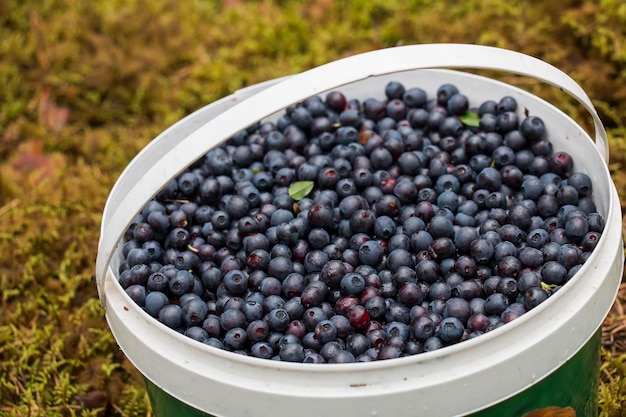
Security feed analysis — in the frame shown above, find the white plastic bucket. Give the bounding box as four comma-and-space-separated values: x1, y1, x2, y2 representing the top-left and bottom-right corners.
95, 44, 624, 417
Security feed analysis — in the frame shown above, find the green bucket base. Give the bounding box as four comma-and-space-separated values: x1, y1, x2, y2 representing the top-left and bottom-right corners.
468, 329, 600, 417
144, 330, 600, 417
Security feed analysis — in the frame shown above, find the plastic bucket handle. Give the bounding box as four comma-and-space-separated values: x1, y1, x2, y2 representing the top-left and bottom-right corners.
95, 43, 608, 304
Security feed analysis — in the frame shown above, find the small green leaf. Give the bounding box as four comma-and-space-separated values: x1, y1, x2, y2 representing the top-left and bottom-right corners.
288, 181, 314, 200
459, 111, 480, 127
541, 282, 557, 291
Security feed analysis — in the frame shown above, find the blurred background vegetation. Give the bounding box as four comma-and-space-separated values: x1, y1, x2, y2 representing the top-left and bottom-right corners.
1, 0, 626, 415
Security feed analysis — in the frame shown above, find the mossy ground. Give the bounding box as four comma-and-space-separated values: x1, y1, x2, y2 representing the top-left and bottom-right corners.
1, 1, 626, 415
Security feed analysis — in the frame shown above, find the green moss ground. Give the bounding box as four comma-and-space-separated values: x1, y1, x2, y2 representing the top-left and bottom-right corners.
1, 1, 626, 415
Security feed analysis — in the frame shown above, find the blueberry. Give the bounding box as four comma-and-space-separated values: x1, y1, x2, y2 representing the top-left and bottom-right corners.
270, 244, 291, 259
491, 146, 515, 169
557, 243, 583, 270
318, 340, 345, 362
501, 303, 525, 323
259, 276, 282, 297
182, 298, 209, 327
439, 317, 465, 344
145, 270, 168, 292
427, 216, 455, 239
323, 348, 354, 364
523, 287, 549, 310
581, 231, 601, 252
498, 224, 526, 246
496, 256, 522, 279
536, 194, 559, 218
446, 94, 470, 116
185, 326, 209, 343
549, 151, 574, 176
519, 115, 546, 141
363, 97, 387, 121
427, 237, 456, 260
374, 344, 402, 361
337, 272, 365, 296
268, 256, 294, 280
125, 247, 152, 268
415, 258, 441, 284
168, 270, 195, 298
204, 337, 225, 350
586, 212, 605, 233
397, 282, 424, 306
436, 84, 460, 106
541, 261, 568, 286
408, 315, 435, 342
124, 284, 146, 307
158, 304, 184, 330
401, 87, 427, 108
301, 281, 329, 309
339, 334, 369, 359
224, 327, 248, 351
385, 81, 406, 100
528, 155, 551, 177
467, 313, 490, 332
363, 295, 386, 322
301, 331, 323, 352
564, 216, 589, 243
450, 283, 480, 306
280, 272, 304, 298
392, 179, 417, 203
220, 308, 246, 331
313, 319, 338, 344
469, 238, 494, 264
566, 172, 592, 196
385, 99, 406, 121
325, 90, 347, 112
437, 191, 459, 212
302, 305, 328, 331
357, 240, 384, 266
454, 255, 477, 278
250, 341, 274, 359
347, 304, 371, 330
201, 314, 222, 338
223, 269, 248, 295
387, 233, 411, 254
304, 250, 330, 273
266, 308, 290, 332
427, 281, 451, 301
423, 337, 444, 352
496, 111, 519, 134
476, 167, 502, 192
442, 297, 472, 324
303, 352, 326, 363
519, 247, 544, 269
484, 293, 510, 316
329, 314, 353, 339
144, 291, 169, 317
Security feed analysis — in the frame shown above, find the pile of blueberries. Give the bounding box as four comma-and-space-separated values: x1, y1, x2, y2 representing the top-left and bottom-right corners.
119, 80, 604, 363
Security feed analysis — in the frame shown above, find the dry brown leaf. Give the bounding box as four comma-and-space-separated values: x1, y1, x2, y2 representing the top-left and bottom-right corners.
524, 406, 577, 417
37, 86, 70, 132
8, 140, 67, 187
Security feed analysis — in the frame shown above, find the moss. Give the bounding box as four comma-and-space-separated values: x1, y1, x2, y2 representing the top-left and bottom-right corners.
1, 0, 626, 415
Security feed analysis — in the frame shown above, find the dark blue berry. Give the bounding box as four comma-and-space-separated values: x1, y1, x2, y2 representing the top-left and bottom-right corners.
439, 317, 465, 344
158, 304, 184, 330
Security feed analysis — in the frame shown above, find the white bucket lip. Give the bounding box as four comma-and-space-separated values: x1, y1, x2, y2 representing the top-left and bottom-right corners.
99, 48, 624, 416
